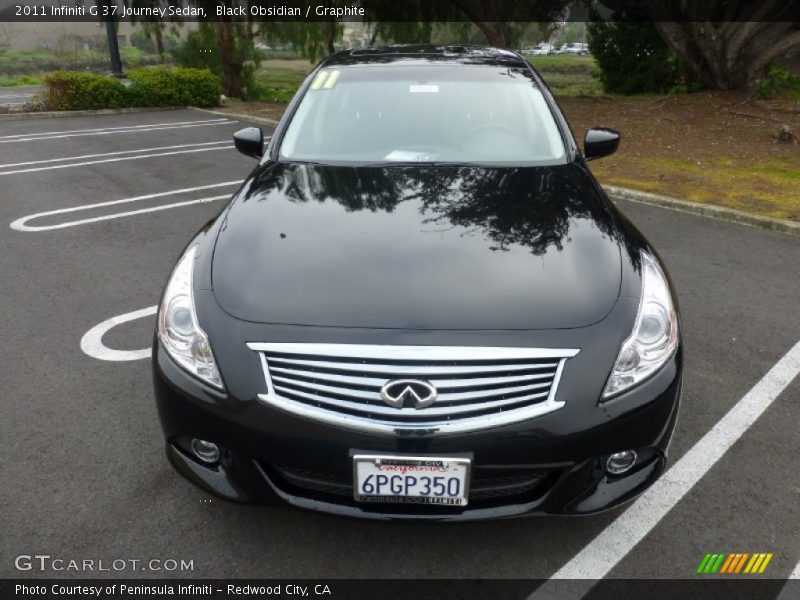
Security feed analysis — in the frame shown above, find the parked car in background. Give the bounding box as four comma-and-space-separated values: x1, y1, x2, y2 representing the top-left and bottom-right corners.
564, 43, 589, 56
528, 43, 554, 56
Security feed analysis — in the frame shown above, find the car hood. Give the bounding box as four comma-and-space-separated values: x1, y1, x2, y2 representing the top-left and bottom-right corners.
211, 162, 624, 330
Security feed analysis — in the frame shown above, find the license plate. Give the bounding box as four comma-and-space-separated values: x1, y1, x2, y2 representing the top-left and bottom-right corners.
353, 454, 471, 506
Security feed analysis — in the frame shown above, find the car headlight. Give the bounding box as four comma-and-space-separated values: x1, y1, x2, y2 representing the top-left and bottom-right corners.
602, 251, 678, 399
157, 245, 224, 390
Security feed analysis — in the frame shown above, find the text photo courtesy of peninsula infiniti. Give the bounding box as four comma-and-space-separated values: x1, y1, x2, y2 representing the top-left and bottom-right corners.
152, 45, 682, 521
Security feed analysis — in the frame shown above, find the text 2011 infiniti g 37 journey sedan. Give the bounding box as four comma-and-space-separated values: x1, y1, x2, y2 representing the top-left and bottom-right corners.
153, 46, 682, 520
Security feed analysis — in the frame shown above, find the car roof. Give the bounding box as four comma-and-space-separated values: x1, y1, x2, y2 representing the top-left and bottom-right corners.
322, 45, 529, 68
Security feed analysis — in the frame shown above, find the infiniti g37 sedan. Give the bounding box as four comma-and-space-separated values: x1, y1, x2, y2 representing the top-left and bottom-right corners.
153, 45, 682, 520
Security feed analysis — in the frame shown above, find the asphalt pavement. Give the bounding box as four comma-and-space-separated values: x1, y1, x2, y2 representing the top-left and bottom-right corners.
0, 85, 41, 109
0, 109, 798, 585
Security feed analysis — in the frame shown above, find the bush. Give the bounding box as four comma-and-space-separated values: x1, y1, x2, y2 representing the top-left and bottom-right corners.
587, 22, 691, 94
171, 23, 261, 99
41, 68, 221, 110
127, 67, 221, 107
756, 64, 800, 100
171, 26, 221, 74
42, 71, 128, 110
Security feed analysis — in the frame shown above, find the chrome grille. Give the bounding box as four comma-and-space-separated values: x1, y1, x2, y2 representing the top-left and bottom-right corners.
247, 343, 579, 435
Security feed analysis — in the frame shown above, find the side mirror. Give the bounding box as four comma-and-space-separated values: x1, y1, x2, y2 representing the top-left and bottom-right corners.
233, 127, 264, 159
584, 128, 620, 161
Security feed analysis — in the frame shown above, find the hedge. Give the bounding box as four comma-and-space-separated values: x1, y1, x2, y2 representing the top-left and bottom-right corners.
42, 71, 127, 111
41, 68, 221, 111
126, 67, 221, 107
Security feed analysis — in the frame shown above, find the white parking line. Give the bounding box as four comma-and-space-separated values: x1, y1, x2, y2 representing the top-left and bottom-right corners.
0, 140, 229, 169
0, 120, 236, 144
529, 339, 800, 599
80, 306, 157, 361
0, 144, 233, 175
10, 181, 239, 231
776, 558, 800, 600
0, 118, 230, 139
787, 558, 800, 579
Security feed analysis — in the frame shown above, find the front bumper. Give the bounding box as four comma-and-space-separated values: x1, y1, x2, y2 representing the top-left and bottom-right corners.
153, 340, 682, 521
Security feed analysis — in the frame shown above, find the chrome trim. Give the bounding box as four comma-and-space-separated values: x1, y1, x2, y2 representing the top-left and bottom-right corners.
273, 384, 550, 417
247, 343, 579, 360
269, 365, 554, 389
247, 343, 579, 435
266, 356, 560, 375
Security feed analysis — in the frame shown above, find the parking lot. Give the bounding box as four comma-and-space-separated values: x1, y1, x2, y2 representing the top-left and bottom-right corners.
0, 85, 40, 110
1, 109, 798, 587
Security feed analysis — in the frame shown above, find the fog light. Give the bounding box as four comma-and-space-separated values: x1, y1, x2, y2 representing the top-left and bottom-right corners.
606, 450, 637, 475
190, 438, 220, 464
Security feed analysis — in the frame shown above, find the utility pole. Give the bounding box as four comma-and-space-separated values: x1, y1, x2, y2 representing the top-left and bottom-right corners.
103, 4, 124, 77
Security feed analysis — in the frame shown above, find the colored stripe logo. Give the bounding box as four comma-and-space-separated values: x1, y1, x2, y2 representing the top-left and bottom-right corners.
697, 552, 773, 574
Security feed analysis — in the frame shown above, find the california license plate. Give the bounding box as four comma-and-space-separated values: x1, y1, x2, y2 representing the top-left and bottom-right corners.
353, 454, 471, 506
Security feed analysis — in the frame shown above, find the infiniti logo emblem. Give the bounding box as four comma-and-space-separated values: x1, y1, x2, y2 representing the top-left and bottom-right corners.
380, 379, 438, 409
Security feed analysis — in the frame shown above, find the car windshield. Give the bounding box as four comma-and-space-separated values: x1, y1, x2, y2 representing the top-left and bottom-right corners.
279, 64, 567, 165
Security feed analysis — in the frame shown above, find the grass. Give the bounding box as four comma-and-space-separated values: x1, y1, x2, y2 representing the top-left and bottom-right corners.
249, 55, 603, 102
252, 59, 312, 102
0, 74, 42, 86
592, 156, 800, 221
0, 47, 162, 75
525, 54, 602, 96
525, 54, 598, 73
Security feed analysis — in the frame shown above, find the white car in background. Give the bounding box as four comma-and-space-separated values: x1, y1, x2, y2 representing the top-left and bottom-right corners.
564, 43, 589, 56
528, 44, 554, 56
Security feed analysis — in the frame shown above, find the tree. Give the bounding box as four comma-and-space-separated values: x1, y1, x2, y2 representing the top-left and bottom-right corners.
598, 0, 800, 90
653, 20, 800, 90
260, 21, 343, 64
0, 23, 16, 50
587, 21, 687, 94
128, 0, 259, 97
447, 1, 519, 48
446, 0, 569, 48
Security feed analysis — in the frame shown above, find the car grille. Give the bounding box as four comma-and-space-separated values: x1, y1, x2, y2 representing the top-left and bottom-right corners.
247, 343, 578, 434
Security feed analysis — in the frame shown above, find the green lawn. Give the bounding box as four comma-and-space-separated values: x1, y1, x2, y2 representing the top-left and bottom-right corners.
253, 59, 312, 102
0, 74, 43, 86
0, 47, 162, 76
524, 54, 602, 96
251, 55, 602, 102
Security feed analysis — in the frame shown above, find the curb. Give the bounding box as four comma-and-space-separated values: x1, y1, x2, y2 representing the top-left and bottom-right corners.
0, 106, 186, 121
604, 185, 800, 236
193, 106, 279, 127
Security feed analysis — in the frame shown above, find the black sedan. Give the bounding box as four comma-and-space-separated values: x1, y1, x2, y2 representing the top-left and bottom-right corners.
153, 45, 681, 520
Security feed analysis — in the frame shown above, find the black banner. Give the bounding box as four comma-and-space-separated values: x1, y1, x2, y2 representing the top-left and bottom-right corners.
1, 0, 800, 23
1, 579, 796, 600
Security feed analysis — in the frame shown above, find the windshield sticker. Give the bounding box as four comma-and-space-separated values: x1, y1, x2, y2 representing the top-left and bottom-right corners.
310, 71, 330, 90
384, 150, 438, 162
323, 70, 340, 89
409, 84, 439, 93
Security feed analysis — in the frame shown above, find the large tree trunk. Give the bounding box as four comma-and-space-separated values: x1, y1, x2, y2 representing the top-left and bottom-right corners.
214, 20, 243, 98
654, 21, 800, 90
321, 20, 337, 55
639, 0, 800, 90
473, 21, 512, 48
448, 1, 513, 47
598, 0, 800, 90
